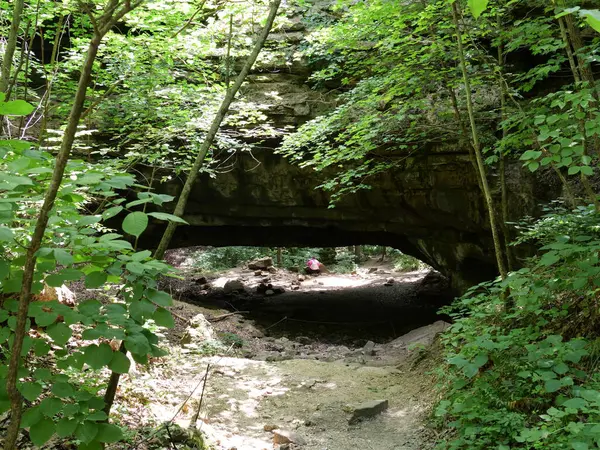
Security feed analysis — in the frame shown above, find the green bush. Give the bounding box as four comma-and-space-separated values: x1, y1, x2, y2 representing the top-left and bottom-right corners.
435, 205, 600, 450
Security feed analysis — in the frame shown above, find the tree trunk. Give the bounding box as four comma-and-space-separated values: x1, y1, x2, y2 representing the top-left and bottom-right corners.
497, 9, 515, 271
154, 0, 282, 259
451, 2, 508, 282
3, 32, 103, 450
0, 0, 25, 95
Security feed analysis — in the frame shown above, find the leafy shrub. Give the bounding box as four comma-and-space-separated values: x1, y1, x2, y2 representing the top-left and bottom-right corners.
435, 205, 600, 450
219, 332, 244, 348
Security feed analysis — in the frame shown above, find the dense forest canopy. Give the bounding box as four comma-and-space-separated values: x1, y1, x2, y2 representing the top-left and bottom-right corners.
2, 0, 600, 448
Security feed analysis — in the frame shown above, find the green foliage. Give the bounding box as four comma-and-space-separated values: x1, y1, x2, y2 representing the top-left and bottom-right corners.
435, 206, 600, 449
0, 96, 183, 447
219, 332, 244, 349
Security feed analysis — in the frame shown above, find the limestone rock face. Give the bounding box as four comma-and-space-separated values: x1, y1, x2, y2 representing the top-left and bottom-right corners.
140, 147, 556, 292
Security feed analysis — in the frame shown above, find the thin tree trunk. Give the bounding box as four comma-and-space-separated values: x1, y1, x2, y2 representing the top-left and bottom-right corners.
154, 0, 282, 259
563, 13, 597, 90
225, 14, 233, 89
0, 0, 25, 94
448, 84, 483, 191
3, 32, 103, 449
558, 15, 582, 83
103, 342, 127, 416
451, 2, 508, 281
497, 9, 515, 271
276, 247, 282, 266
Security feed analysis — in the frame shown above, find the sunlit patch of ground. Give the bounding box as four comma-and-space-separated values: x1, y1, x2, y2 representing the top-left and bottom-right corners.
114, 338, 438, 450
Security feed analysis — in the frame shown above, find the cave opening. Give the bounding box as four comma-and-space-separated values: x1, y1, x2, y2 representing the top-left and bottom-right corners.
162, 245, 456, 347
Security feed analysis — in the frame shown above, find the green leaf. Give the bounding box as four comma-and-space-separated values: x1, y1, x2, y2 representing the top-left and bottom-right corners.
47, 322, 72, 346
147, 212, 188, 224
125, 333, 151, 356
19, 382, 42, 402
0, 226, 14, 242
0, 99, 34, 116
562, 397, 587, 410
85, 271, 107, 289
468, 0, 489, 19
84, 343, 114, 370
96, 423, 124, 443
146, 289, 172, 306
56, 417, 78, 437
572, 443, 589, 450
126, 261, 146, 274
126, 198, 153, 208
54, 249, 74, 265
553, 362, 569, 375
122, 212, 148, 238
108, 351, 131, 374
581, 9, 600, 33
545, 379, 563, 393
131, 250, 152, 261
101, 205, 124, 220
33, 368, 52, 381
39, 397, 63, 417
540, 252, 560, 266
29, 418, 56, 446
51, 381, 75, 398
153, 308, 174, 328
78, 300, 102, 317
75, 420, 99, 444
21, 406, 43, 427
87, 411, 108, 421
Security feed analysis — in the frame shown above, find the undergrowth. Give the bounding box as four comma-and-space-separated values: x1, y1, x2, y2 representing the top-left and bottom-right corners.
435, 204, 600, 449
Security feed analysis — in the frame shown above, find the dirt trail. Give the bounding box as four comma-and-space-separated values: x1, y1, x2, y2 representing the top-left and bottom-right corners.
115, 302, 441, 450
111, 254, 450, 449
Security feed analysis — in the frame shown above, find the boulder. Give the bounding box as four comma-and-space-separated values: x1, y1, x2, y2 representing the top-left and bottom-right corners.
180, 314, 216, 345
348, 399, 389, 424
223, 279, 245, 294
362, 340, 376, 356
248, 257, 273, 270
390, 320, 451, 349
272, 429, 307, 446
